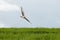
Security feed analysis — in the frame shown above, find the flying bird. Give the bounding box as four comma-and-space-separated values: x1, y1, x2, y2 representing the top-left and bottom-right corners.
20, 7, 31, 24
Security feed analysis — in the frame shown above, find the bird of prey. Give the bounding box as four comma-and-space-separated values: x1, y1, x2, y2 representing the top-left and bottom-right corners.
20, 7, 31, 23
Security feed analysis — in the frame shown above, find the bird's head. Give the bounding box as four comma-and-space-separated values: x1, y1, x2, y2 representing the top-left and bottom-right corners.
20, 16, 25, 18
20, 16, 23, 18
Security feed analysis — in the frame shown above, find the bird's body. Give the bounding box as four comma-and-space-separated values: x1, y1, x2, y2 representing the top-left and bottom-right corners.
20, 7, 31, 24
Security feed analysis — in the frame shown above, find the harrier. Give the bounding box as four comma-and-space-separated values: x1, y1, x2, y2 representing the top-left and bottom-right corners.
20, 7, 31, 23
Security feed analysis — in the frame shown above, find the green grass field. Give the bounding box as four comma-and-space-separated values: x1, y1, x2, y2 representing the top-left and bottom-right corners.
0, 28, 60, 40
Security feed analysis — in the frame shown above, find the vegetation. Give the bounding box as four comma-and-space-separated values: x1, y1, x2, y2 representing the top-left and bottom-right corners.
0, 28, 60, 40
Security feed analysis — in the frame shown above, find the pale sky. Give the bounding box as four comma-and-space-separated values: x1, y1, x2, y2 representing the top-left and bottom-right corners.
0, 0, 60, 28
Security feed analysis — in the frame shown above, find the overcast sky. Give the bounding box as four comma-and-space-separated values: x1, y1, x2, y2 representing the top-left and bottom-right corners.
0, 0, 60, 28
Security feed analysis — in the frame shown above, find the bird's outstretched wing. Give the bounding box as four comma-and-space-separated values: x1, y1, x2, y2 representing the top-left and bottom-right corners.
24, 17, 31, 23
21, 7, 25, 16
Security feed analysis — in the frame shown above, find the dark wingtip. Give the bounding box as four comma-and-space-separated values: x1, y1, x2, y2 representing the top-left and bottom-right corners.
29, 22, 32, 24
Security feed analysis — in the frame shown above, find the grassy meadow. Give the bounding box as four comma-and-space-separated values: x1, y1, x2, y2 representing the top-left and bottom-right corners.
0, 28, 60, 40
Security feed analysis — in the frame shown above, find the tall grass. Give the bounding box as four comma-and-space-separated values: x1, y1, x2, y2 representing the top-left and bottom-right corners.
0, 28, 60, 40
